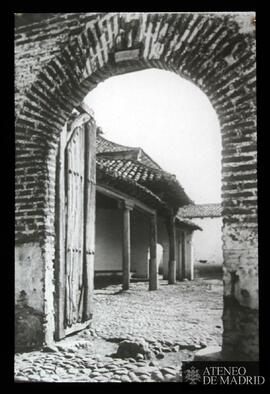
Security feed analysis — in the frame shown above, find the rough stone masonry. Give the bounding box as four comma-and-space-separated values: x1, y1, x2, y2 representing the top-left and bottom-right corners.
15, 12, 257, 359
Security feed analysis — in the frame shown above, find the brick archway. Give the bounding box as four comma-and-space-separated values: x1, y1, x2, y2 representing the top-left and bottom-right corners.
15, 12, 257, 359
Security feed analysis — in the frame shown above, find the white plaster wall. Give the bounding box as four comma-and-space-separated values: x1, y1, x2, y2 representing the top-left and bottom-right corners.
157, 217, 169, 278
131, 210, 149, 277
95, 208, 123, 271
15, 242, 44, 312
95, 208, 152, 276
156, 244, 163, 273
191, 217, 223, 265
95, 210, 175, 277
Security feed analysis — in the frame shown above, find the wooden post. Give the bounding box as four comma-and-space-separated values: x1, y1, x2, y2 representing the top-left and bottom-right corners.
185, 232, 194, 280
162, 242, 169, 280
176, 231, 184, 281
149, 213, 158, 290
122, 201, 133, 290
83, 119, 96, 321
181, 232, 186, 279
167, 215, 176, 284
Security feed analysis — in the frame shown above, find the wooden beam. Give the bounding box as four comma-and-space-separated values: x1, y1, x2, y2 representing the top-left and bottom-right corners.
149, 213, 158, 291
167, 215, 176, 284
122, 201, 133, 290
96, 184, 155, 215
97, 149, 141, 161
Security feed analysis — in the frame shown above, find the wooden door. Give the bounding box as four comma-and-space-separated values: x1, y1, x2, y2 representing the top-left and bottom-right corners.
55, 116, 96, 339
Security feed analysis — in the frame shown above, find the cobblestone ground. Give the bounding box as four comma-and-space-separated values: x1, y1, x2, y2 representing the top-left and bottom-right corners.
15, 278, 223, 383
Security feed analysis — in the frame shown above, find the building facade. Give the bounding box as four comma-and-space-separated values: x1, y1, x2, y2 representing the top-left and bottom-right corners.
178, 204, 222, 277
95, 129, 201, 284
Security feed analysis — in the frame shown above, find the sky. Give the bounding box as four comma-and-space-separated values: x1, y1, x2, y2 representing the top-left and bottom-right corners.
84, 69, 221, 204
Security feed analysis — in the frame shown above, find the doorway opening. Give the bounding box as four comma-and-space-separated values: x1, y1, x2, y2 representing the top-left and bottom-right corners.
66, 68, 224, 354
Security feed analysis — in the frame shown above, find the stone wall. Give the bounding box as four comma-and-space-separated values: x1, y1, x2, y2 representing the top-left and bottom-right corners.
15, 242, 44, 350
15, 12, 257, 359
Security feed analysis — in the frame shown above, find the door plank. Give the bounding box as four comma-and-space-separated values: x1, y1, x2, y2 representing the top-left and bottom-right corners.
59, 117, 96, 336
83, 120, 96, 321
55, 124, 67, 339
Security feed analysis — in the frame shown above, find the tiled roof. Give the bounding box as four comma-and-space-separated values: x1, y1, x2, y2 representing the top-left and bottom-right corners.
97, 158, 174, 183
176, 216, 202, 231
96, 157, 193, 209
95, 134, 195, 211
97, 161, 199, 230
177, 204, 222, 218
95, 138, 197, 229
97, 135, 162, 170
96, 161, 168, 212
97, 135, 134, 154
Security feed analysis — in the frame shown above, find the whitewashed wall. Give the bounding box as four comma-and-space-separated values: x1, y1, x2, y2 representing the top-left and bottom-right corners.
130, 210, 149, 277
95, 208, 150, 275
95, 209, 123, 271
190, 217, 223, 265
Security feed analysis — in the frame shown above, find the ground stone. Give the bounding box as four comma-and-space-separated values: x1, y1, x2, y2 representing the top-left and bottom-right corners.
135, 361, 147, 367
42, 345, 59, 353
139, 374, 151, 381
90, 371, 101, 377
156, 352, 165, 359
116, 339, 150, 359
151, 371, 164, 381
149, 360, 159, 367
164, 373, 176, 382
95, 376, 109, 382
114, 369, 130, 375
14, 279, 223, 383
161, 367, 177, 375
120, 375, 131, 382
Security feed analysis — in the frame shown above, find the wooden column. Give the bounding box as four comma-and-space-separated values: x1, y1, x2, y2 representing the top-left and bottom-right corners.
149, 213, 158, 291
122, 201, 133, 290
185, 232, 194, 280
176, 231, 185, 281
175, 229, 181, 281
162, 242, 169, 279
167, 215, 176, 284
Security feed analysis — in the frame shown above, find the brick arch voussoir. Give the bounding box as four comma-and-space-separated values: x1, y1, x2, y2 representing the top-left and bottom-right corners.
16, 12, 256, 165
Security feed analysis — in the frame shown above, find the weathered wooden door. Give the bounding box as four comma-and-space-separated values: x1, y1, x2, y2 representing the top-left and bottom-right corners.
55, 115, 96, 339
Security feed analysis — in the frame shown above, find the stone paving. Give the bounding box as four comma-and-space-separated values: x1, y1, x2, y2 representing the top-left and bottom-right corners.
14, 278, 223, 383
